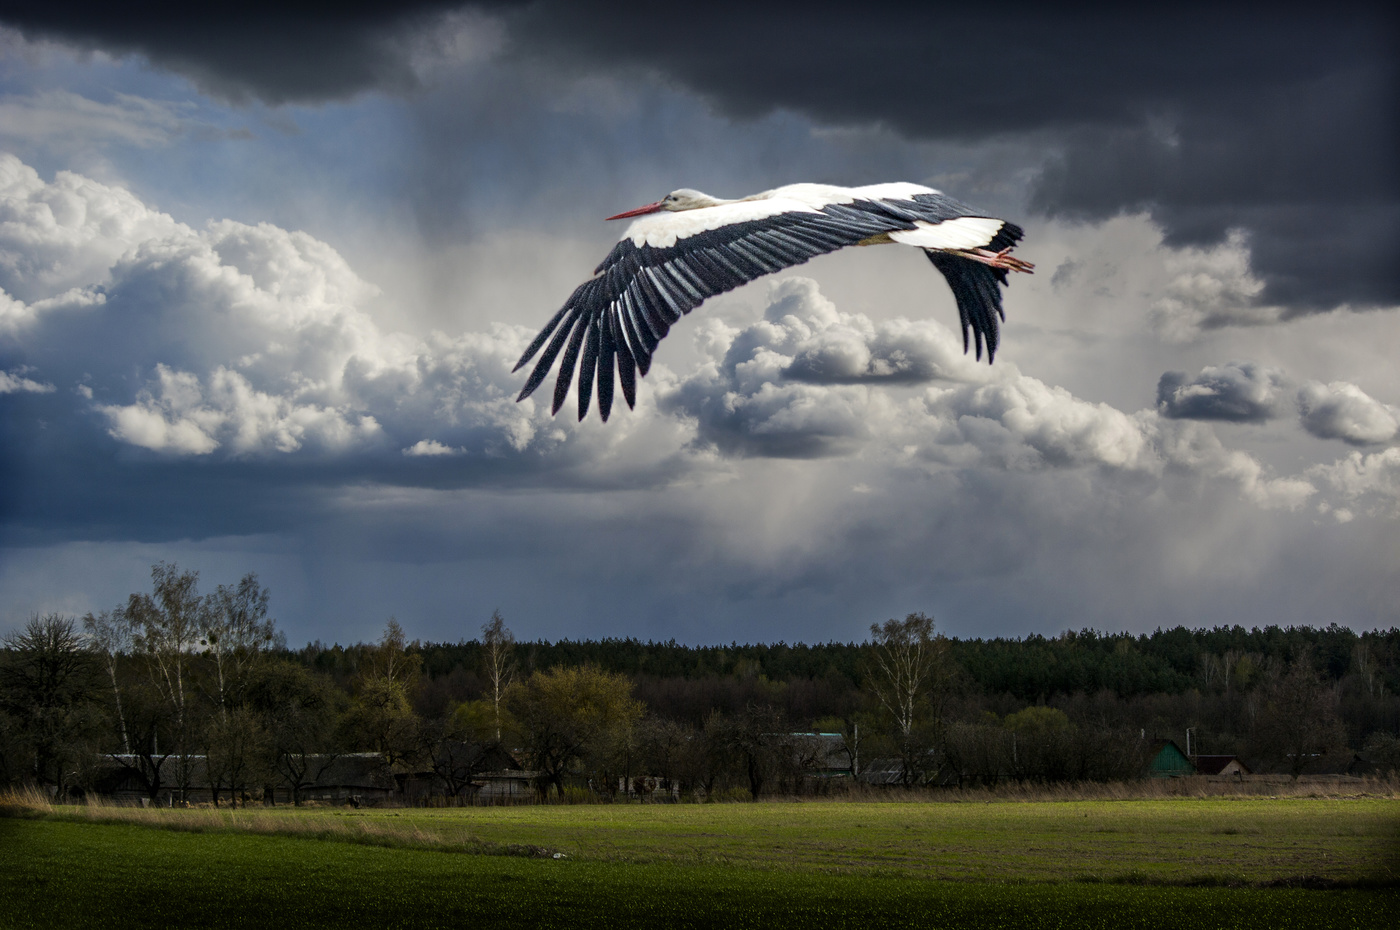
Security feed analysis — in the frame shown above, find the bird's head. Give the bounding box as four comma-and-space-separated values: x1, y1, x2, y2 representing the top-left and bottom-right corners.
606, 189, 720, 219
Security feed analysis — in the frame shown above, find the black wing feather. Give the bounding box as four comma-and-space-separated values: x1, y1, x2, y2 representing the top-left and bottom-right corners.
517, 305, 583, 401
512, 303, 569, 374
576, 314, 601, 421
596, 311, 616, 421
925, 252, 1011, 363
612, 308, 638, 408
619, 290, 654, 376
551, 309, 591, 415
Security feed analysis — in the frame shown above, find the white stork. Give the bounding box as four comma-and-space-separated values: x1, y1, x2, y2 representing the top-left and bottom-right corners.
514, 182, 1034, 421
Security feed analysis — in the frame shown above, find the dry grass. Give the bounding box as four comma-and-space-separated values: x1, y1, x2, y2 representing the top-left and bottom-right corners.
0, 784, 54, 817
806, 774, 1400, 804
3, 773, 1395, 820
0, 787, 576, 858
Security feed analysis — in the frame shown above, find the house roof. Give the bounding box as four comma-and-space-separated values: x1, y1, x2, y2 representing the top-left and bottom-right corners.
1146, 739, 1195, 776
1194, 754, 1250, 775
309, 753, 395, 789
857, 757, 909, 785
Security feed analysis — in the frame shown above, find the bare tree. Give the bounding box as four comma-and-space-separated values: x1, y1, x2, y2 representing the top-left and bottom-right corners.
866, 612, 950, 786
1255, 650, 1347, 780
200, 573, 282, 718
1362, 731, 1400, 775
427, 700, 500, 803
637, 716, 691, 798
370, 618, 416, 684
481, 611, 515, 741
204, 706, 269, 808
712, 703, 785, 801
123, 563, 205, 741
1352, 641, 1384, 699
111, 678, 176, 803
82, 609, 132, 753
121, 563, 213, 800
345, 619, 424, 772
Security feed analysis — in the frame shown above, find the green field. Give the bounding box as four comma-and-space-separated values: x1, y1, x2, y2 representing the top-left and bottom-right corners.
2, 798, 1397, 928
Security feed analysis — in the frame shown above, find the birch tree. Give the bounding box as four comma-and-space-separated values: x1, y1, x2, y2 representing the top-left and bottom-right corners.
82, 609, 132, 753
481, 611, 515, 741
123, 562, 205, 739
122, 562, 207, 798
346, 619, 423, 771
200, 573, 282, 718
866, 612, 949, 786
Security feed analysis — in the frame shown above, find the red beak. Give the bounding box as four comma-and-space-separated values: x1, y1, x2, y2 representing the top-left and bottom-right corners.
605, 200, 665, 221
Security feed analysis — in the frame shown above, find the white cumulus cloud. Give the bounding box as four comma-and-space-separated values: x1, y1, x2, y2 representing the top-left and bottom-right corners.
1297, 381, 1399, 446
1309, 448, 1400, 516
0, 155, 1375, 523
0, 152, 186, 304
403, 439, 459, 456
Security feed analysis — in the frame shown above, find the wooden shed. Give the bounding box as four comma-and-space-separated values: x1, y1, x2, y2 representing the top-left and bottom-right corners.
1194, 754, 1251, 777
1145, 739, 1196, 777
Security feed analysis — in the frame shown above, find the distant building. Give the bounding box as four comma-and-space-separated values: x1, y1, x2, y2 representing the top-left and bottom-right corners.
857, 757, 907, 786
1145, 739, 1195, 778
1193, 754, 1251, 777
88, 750, 536, 806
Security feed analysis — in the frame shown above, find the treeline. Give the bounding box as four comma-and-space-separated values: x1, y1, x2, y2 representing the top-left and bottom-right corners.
3, 563, 1399, 805
312, 622, 1397, 706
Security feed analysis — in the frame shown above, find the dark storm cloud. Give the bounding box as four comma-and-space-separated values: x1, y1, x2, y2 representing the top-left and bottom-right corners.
10, 3, 1394, 312
0, 0, 473, 103
503, 2, 1399, 313
1031, 71, 1400, 310
507, 5, 1374, 134
1157, 362, 1288, 423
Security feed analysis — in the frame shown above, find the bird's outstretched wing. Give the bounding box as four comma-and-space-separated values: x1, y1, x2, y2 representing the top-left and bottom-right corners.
514, 189, 1023, 421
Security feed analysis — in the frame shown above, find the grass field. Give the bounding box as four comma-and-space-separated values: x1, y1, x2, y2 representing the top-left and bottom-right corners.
2, 795, 1397, 928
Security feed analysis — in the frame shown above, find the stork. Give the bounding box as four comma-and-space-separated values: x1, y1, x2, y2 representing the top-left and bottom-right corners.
514, 182, 1034, 421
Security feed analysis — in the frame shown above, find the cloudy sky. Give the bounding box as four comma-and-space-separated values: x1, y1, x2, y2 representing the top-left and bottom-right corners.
1, 3, 1397, 646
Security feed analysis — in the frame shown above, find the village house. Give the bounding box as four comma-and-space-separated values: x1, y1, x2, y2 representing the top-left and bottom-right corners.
1193, 754, 1251, 778
1145, 739, 1195, 778
86, 749, 539, 807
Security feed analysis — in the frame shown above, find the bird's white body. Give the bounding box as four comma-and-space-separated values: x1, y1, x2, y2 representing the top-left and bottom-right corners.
621, 182, 942, 248
515, 181, 1033, 421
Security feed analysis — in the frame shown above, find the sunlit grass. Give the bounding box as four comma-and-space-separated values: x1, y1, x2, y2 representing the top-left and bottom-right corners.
6, 788, 1396, 886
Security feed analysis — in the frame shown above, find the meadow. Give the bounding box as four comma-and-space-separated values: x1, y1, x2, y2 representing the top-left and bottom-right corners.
2, 791, 1397, 928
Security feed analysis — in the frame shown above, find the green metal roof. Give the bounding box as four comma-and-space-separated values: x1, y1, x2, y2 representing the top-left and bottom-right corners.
1147, 740, 1195, 777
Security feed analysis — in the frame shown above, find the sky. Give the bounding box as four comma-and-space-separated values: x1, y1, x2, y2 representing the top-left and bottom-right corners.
0, 3, 1397, 646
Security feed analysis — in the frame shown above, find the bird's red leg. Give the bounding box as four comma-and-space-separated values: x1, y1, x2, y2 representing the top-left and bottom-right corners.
954, 247, 1035, 273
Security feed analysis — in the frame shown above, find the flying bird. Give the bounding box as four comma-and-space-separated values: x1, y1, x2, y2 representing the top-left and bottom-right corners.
514, 182, 1034, 421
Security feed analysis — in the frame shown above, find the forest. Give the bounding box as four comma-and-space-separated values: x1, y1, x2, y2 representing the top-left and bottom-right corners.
3, 562, 1398, 804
